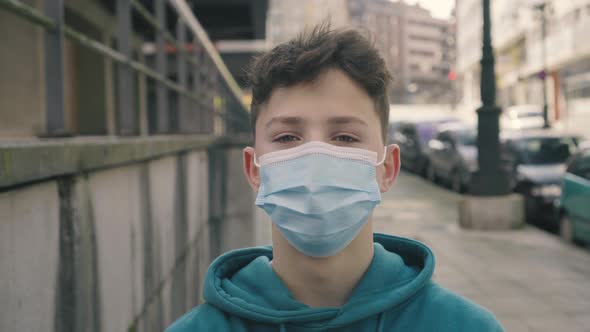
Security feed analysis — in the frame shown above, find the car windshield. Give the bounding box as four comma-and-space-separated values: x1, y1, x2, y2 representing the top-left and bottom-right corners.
416, 119, 456, 145
515, 137, 578, 164
454, 129, 477, 146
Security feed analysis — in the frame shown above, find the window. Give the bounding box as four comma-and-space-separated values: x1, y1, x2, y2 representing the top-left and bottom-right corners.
410, 49, 435, 57
515, 137, 578, 165
453, 129, 476, 146
569, 153, 590, 181
409, 34, 440, 43
573, 165, 590, 181
403, 124, 417, 137
398, 124, 418, 146
437, 132, 451, 143
438, 132, 455, 148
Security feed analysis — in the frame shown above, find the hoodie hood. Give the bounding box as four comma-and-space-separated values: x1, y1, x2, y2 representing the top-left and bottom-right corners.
202, 233, 434, 330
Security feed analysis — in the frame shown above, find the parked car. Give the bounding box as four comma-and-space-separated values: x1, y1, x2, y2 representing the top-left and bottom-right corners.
501, 131, 581, 226
387, 121, 404, 145
392, 117, 459, 175
424, 123, 478, 192
500, 104, 545, 131
579, 140, 590, 150
555, 148, 590, 245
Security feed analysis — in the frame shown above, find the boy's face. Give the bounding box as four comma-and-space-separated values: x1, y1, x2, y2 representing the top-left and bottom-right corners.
243, 68, 400, 194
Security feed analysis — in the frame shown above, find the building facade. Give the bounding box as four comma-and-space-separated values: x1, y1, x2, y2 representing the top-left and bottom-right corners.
403, 3, 456, 104
265, 0, 456, 104
348, 0, 403, 100
266, 0, 350, 46
348, 0, 456, 104
456, 0, 590, 134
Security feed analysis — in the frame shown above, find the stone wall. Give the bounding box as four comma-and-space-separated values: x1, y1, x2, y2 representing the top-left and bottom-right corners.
0, 139, 270, 332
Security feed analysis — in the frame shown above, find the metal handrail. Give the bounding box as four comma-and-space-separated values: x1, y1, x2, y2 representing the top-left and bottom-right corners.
0, 0, 247, 115
129, 0, 196, 66
0, 0, 55, 29
169, 0, 244, 104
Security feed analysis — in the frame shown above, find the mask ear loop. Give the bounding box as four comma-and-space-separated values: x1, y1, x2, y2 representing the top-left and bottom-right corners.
376, 146, 388, 166
253, 153, 261, 168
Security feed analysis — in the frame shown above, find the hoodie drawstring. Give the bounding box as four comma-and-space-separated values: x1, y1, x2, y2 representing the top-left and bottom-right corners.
376, 312, 385, 332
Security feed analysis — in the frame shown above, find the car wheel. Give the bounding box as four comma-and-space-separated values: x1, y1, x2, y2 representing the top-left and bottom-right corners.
523, 194, 537, 224
419, 159, 429, 178
559, 214, 574, 244
451, 170, 463, 193
426, 163, 437, 183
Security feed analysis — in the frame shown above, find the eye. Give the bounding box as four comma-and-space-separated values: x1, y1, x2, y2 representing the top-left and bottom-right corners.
333, 135, 359, 143
274, 135, 300, 143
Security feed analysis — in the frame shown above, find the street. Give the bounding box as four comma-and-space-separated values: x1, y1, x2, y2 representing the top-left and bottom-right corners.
374, 171, 590, 332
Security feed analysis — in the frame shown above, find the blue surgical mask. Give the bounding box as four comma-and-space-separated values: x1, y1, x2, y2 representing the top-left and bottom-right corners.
254, 141, 387, 257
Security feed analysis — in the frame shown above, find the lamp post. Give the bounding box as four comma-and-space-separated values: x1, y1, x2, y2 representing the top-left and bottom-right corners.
469, 0, 511, 196
535, 2, 550, 128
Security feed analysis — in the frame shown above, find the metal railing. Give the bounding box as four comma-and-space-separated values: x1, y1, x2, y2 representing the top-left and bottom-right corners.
0, 0, 250, 136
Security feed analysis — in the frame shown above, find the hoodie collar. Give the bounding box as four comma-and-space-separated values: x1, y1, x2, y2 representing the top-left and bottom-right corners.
203, 233, 435, 328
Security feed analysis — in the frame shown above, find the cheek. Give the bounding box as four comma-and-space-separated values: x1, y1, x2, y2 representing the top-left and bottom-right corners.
254, 141, 274, 157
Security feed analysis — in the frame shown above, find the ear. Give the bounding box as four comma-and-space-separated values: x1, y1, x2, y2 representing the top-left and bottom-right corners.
378, 144, 401, 193
243, 147, 260, 191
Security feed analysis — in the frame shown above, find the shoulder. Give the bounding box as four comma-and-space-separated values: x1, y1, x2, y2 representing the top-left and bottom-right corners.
165, 304, 233, 332
413, 283, 504, 331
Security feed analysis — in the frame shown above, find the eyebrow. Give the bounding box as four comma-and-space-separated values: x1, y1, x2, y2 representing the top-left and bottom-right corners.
264, 115, 368, 129
265, 116, 305, 129
327, 116, 368, 126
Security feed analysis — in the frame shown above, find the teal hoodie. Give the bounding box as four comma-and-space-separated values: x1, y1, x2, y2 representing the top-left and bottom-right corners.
167, 233, 503, 331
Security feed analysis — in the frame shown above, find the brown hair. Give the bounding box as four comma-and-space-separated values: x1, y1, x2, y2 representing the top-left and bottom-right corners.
247, 23, 392, 142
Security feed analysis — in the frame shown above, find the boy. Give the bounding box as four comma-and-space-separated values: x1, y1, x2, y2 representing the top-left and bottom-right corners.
167, 24, 503, 331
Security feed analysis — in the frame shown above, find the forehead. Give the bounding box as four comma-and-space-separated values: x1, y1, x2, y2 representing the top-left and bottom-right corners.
256, 69, 379, 129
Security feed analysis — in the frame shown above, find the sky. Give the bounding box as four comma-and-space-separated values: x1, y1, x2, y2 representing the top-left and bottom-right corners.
401, 0, 455, 19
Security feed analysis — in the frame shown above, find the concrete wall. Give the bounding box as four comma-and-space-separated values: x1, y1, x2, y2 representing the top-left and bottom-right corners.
1, 0, 259, 329
0, 144, 269, 332
0, 181, 59, 331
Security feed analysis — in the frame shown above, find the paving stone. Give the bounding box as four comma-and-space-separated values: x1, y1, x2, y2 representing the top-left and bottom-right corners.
523, 314, 585, 332
571, 314, 590, 332
375, 172, 590, 330
496, 316, 532, 332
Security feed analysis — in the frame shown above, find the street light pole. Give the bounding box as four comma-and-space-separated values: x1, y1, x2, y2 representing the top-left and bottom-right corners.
470, 0, 511, 196
536, 2, 550, 128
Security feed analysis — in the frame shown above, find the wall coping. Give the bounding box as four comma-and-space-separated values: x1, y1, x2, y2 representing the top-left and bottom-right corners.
0, 135, 252, 189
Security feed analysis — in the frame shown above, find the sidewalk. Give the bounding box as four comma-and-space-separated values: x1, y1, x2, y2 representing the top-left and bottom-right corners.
374, 172, 590, 332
